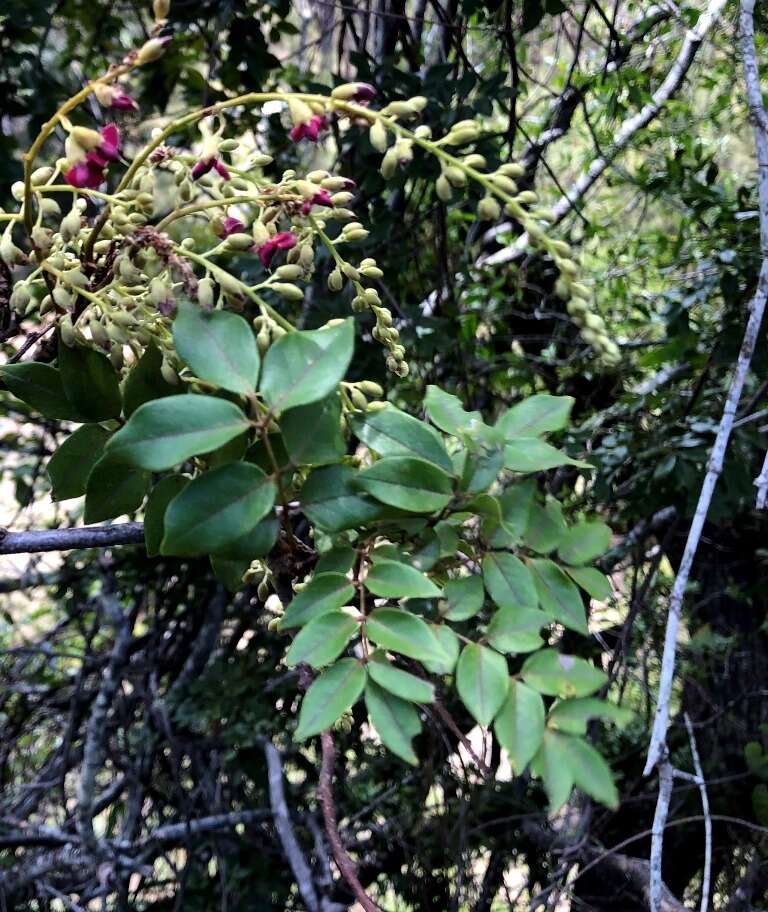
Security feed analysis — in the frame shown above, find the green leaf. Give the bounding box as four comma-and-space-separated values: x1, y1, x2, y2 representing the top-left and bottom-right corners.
281, 394, 345, 465
460, 432, 505, 494
294, 658, 366, 740
565, 566, 613, 601
366, 559, 441, 599
285, 610, 358, 668
47, 425, 110, 500
365, 680, 421, 765
504, 438, 591, 473
84, 456, 149, 523
529, 558, 587, 634
211, 518, 278, 562
143, 474, 190, 557
173, 299, 259, 394
122, 341, 177, 418
161, 462, 276, 556
368, 654, 435, 703
495, 394, 574, 438
532, 730, 574, 813
352, 404, 453, 473
356, 456, 453, 513
488, 480, 536, 548
456, 643, 509, 726
0, 363, 83, 420
365, 608, 446, 663
210, 555, 250, 592
280, 573, 355, 629
443, 575, 485, 621
558, 520, 612, 565
564, 734, 619, 808
58, 341, 121, 421
316, 546, 357, 574
422, 624, 460, 674
261, 319, 354, 413
486, 606, 546, 653
105, 395, 250, 471
524, 500, 568, 554
482, 552, 538, 610
424, 385, 482, 436
547, 698, 634, 735
494, 680, 545, 774
521, 649, 607, 698
301, 465, 385, 532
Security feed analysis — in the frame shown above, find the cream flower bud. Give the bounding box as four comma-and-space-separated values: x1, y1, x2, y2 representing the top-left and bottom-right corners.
271, 282, 304, 302
478, 197, 501, 221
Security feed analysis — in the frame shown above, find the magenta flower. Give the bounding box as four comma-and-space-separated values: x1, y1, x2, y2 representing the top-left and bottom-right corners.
350, 83, 377, 103
94, 84, 138, 111
191, 156, 231, 181
301, 189, 334, 215
254, 231, 297, 267
216, 216, 246, 238
290, 114, 328, 143
64, 124, 121, 189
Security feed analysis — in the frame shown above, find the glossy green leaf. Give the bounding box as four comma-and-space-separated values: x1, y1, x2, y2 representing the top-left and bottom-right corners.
211, 517, 278, 562
368, 654, 435, 703
58, 342, 122, 421
0, 363, 83, 420
486, 606, 546, 653
47, 425, 110, 500
365, 680, 421, 765
280, 572, 356, 629
547, 698, 633, 735
529, 558, 587, 633
424, 385, 482, 436
524, 500, 568, 554
260, 319, 354, 413
84, 456, 149, 523
161, 462, 276, 556
281, 394, 345, 465
122, 341, 178, 418
143, 474, 190, 557
494, 680, 545, 774
504, 438, 591, 473
300, 465, 385, 532
352, 404, 453, 472
521, 649, 607, 698
460, 434, 505, 494
294, 658, 366, 741
565, 566, 613, 601
106, 395, 250, 471
366, 559, 441, 599
173, 298, 259, 394
534, 731, 618, 810
210, 555, 250, 592
365, 608, 446, 663
482, 552, 538, 610
315, 546, 357, 574
356, 456, 453, 513
443, 574, 485, 621
456, 643, 509, 726
496, 395, 574, 438
422, 624, 460, 674
285, 610, 358, 668
558, 520, 612, 565
488, 480, 536, 547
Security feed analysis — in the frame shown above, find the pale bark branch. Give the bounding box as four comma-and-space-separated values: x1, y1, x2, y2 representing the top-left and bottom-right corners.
685, 714, 712, 912
480, 0, 729, 268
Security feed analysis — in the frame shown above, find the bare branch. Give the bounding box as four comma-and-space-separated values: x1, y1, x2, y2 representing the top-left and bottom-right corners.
480, 0, 729, 267
649, 758, 674, 912
684, 714, 712, 912
261, 738, 320, 912
644, 0, 768, 778
0, 522, 145, 555
318, 731, 381, 912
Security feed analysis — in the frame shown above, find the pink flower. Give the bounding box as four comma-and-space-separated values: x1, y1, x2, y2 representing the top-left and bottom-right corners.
64, 124, 121, 188
290, 114, 328, 143
216, 216, 246, 238
301, 189, 334, 215
94, 84, 138, 111
110, 89, 138, 111
191, 156, 231, 181
254, 231, 297, 267
350, 83, 377, 103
